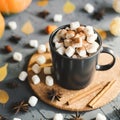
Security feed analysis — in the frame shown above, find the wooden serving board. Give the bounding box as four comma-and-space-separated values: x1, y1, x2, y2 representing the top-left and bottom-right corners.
27, 51, 120, 111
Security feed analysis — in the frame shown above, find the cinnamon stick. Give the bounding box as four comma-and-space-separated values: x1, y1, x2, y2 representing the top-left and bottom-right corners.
66, 83, 105, 105
88, 80, 116, 108
40, 63, 52, 68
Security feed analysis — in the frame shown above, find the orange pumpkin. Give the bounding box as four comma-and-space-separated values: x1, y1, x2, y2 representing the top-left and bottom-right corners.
0, 13, 5, 38
0, 0, 32, 14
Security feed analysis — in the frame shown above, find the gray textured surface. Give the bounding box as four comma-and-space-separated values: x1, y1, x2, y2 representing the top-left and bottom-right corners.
0, 0, 120, 120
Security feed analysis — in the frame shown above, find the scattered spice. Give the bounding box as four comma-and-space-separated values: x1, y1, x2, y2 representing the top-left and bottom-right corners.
92, 8, 105, 21
11, 100, 29, 114
63, 0, 76, 14
21, 21, 34, 35
9, 35, 21, 43
68, 112, 84, 120
37, 10, 50, 19
37, 0, 48, 7
45, 25, 57, 34
0, 114, 8, 120
0, 89, 9, 104
5, 45, 13, 53
6, 82, 18, 89
47, 89, 62, 102
0, 63, 8, 82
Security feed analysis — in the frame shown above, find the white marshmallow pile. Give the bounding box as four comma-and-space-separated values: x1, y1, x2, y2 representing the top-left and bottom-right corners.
54, 14, 63, 22
36, 55, 46, 65
84, 3, 95, 14
38, 44, 46, 53
28, 96, 38, 107
53, 21, 99, 58
29, 39, 38, 48
32, 75, 40, 84
32, 63, 41, 74
13, 118, 21, 120
96, 113, 107, 120
13, 52, 23, 62
8, 21, 17, 30
53, 113, 64, 120
45, 75, 54, 86
18, 71, 28, 81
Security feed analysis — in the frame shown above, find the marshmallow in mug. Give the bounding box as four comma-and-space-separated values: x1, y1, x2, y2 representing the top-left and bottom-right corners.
53, 21, 99, 58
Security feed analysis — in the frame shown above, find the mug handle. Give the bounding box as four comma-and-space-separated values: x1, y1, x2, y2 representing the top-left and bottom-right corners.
96, 47, 116, 71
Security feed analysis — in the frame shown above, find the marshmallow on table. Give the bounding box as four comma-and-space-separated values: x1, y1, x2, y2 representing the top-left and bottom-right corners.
8, 21, 17, 30
56, 46, 65, 55
32, 75, 40, 85
55, 42, 64, 49
38, 44, 46, 53
36, 55, 46, 65
13, 52, 22, 62
28, 96, 38, 107
70, 21, 80, 30
65, 46, 75, 57
45, 75, 54, 86
96, 113, 106, 120
53, 113, 64, 120
87, 33, 98, 43
44, 67, 52, 74
29, 39, 38, 48
32, 63, 41, 74
53, 14, 63, 22
84, 3, 95, 14
18, 71, 28, 81
13, 118, 21, 120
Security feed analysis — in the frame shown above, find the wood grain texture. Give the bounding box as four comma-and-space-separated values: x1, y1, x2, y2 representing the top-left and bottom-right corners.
27, 51, 120, 112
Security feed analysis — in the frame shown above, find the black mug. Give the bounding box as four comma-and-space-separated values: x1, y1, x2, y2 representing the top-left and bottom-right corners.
49, 25, 116, 90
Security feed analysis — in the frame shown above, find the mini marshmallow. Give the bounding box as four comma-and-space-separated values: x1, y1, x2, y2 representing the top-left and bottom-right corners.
70, 21, 80, 30
28, 96, 38, 107
86, 44, 97, 54
37, 55, 46, 65
29, 40, 38, 48
32, 63, 41, 74
54, 14, 63, 22
58, 29, 67, 38
72, 54, 78, 58
38, 44, 46, 53
8, 21, 17, 30
84, 3, 95, 14
32, 75, 40, 85
92, 41, 99, 49
96, 113, 106, 120
13, 118, 21, 120
46, 43, 50, 52
64, 39, 72, 47
53, 35, 60, 43
72, 38, 83, 48
76, 47, 87, 57
65, 30, 75, 39
13, 52, 23, 62
45, 75, 54, 86
18, 71, 28, 81
44, 67, 52, 74
65, 46, 75, 57
55, 42, 64, 49
87, 33, 98, 43
56, 46, 65, 55
53, 113, 64, 120
85, 26, 94, 35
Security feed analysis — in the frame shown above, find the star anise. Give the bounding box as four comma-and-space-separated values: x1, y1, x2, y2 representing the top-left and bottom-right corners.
0, 115, 7, 120
68, 112, 84, 120
92, 8, 105, 21
6, 82, 18, 89
37, 10, 50, 19
11, 100, 29, 114
47, 89, 62, 102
